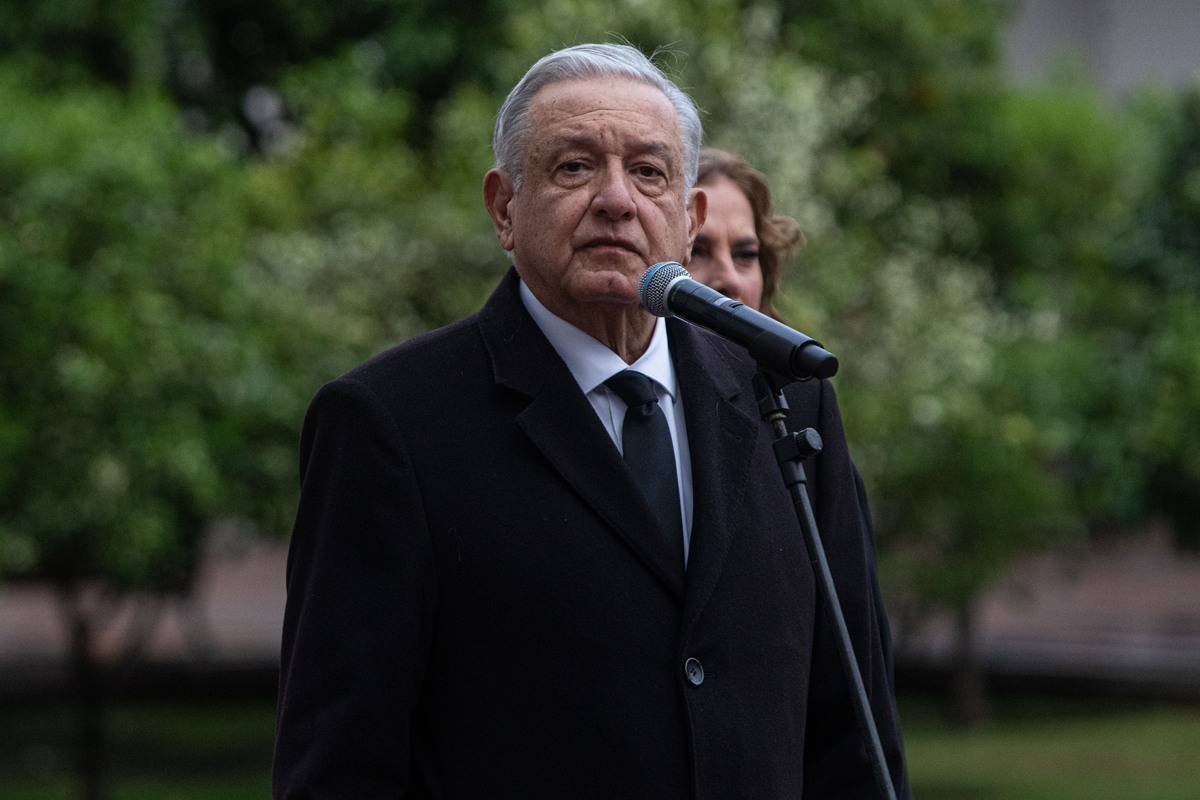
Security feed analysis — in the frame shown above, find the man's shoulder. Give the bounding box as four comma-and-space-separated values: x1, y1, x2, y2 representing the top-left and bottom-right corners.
322, 315, 501, 430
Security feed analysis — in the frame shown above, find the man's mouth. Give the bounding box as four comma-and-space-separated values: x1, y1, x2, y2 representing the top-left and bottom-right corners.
581, 237, 641, 256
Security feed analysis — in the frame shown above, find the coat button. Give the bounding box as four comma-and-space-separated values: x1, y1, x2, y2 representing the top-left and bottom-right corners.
683, 657, 705, 686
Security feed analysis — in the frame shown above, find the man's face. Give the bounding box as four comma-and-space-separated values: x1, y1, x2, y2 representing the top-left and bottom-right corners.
486, 77, 704, 320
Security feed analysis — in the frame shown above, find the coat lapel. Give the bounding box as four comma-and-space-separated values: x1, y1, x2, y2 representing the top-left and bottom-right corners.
669, 320, 762, 638
477, 271, 686, 600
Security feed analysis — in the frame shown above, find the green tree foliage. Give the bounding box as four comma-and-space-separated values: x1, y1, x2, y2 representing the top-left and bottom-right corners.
1123, 87, 1200, 548
0, 73, 266, 799
0, 75, 252, 587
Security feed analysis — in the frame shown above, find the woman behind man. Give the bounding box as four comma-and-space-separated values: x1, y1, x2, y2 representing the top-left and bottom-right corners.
690, 148, 908, 790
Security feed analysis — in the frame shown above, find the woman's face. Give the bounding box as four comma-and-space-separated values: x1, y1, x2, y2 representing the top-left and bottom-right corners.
689, 175, 764, 310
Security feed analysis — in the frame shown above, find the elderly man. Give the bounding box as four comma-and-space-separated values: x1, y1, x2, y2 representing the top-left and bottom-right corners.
273, 43, 908, 799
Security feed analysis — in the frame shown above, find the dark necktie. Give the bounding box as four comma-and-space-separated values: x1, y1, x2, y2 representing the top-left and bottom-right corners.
604, 370, 684, 555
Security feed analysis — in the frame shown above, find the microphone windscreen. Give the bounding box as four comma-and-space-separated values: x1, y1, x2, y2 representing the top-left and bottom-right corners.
639, 261, 689, 317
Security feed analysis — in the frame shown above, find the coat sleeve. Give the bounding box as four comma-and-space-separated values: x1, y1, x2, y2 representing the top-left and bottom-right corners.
801, 379, 911, 799
272, 377, 437, 799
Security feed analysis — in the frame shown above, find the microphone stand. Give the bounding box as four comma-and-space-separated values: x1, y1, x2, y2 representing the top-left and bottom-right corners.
752, 370, 898, 800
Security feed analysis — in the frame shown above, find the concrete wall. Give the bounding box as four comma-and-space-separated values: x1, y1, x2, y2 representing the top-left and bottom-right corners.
1008, 0, 1200, 95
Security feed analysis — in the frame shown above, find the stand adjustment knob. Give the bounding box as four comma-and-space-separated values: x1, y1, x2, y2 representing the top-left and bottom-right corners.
773, 427, 824, 465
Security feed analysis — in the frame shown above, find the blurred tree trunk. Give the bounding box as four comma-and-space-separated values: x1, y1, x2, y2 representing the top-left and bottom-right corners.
57, 584, 108, 800
950, 599, 989, 728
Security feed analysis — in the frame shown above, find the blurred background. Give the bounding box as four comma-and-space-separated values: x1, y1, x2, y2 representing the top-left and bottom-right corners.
1, 0, 1199, 798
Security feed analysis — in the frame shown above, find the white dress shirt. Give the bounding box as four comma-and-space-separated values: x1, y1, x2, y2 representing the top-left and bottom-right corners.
519, 280, 694, 565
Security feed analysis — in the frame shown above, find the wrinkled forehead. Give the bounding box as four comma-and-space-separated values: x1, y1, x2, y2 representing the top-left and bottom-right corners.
526, 77, 684, 159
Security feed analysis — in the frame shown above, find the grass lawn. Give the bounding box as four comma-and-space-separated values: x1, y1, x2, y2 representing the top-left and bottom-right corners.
1, 694, 1198, 798
0, 700, 274, 800
902, 695, 1200, 800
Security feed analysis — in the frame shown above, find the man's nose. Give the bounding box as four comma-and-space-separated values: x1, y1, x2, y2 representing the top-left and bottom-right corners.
591, 166, 636, 221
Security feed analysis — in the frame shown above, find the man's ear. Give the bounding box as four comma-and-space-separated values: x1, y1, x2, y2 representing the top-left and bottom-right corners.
484, 169, 517, 252
683, 186, 708, 265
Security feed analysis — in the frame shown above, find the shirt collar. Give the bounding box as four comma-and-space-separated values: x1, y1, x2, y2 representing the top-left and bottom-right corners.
519, 279, 677, 401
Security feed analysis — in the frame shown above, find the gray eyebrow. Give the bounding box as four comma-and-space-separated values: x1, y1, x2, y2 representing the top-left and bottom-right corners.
631, 140, 673, 160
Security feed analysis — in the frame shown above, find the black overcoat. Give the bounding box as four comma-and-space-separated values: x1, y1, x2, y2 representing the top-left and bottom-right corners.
273, 269, 908, 798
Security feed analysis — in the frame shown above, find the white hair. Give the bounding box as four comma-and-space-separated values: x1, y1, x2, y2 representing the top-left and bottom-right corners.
492, 43, 703, 191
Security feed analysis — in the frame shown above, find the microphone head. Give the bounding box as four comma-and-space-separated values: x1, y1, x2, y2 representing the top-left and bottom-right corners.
639, 261, 690, 317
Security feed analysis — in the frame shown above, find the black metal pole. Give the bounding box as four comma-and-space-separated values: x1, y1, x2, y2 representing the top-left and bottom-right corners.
753, 372, 897, 800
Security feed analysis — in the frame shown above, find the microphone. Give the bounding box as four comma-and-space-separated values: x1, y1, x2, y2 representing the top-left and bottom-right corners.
639, 261, 838, 381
